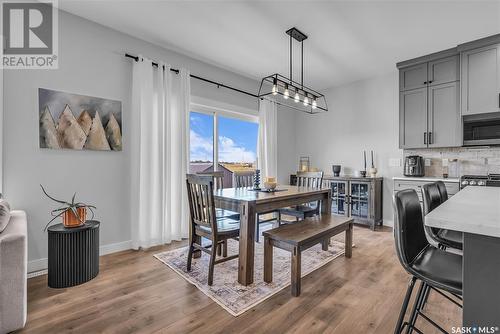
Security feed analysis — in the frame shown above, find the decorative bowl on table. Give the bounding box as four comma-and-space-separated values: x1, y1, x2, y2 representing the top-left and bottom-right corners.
263, 177, 277, 191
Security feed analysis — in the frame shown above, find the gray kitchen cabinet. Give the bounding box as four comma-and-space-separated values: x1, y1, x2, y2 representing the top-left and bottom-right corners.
428, 81, 461, 148
399, 63, 428, 91
461, 43, 500, 115
398, 53, 460, 149
428, 56, 459, 86
399, 88, 428, 149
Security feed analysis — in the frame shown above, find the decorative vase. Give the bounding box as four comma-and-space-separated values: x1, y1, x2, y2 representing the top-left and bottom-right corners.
332, 165, 341, 177
62, 207, 86, 228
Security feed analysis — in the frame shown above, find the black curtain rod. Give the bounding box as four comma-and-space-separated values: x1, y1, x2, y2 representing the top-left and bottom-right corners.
125, 53, 259, 98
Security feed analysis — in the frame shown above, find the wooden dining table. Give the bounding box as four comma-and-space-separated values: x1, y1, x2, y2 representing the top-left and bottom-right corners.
214, 185, 332, 286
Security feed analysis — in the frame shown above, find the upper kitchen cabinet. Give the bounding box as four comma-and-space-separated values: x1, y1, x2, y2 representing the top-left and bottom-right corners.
461, 43, 500, 115
428, 56, 459, 86
399, 63, 427, 91
428, 81, 461, 148
397, 51, 460, 149
399, 88, 428, 149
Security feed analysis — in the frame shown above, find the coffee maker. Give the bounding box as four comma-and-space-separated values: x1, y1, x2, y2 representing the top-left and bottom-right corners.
404, 155, 425, 177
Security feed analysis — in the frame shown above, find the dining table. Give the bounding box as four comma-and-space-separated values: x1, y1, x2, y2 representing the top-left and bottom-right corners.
425, 186, 500, 327
213, 185, 331, 286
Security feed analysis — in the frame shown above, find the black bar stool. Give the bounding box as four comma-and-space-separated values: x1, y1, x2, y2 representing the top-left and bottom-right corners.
393, 189, 462, 334
422, 182, 463, 251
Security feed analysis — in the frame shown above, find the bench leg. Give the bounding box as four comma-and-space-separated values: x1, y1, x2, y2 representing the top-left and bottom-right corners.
291, 246, 301, 297
264, 237, 273, 283
345, 223, 353, 258
321, 239, 329, 251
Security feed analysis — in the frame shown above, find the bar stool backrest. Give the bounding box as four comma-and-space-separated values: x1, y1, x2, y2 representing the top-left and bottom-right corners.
422, 182, 443, 239
435, 181, 449, 202
422, 183, 442, 215
393, 189, 430, 273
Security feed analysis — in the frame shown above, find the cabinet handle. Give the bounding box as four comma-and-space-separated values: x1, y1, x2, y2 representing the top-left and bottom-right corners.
428, 132, 433, 144
428, 80, 433, 84
423, 81, 428, 85
424, 132, 427, 145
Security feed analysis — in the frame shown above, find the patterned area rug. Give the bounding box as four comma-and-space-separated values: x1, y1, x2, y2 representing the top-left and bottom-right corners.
154, 239, 347, 316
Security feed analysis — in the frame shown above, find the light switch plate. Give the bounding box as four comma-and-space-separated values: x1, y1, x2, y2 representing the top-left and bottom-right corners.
425, 158, 431, 167
389, 158, 401, 167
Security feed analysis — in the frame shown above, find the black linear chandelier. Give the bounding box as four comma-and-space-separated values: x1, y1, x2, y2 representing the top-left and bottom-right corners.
258, 27, 328, 114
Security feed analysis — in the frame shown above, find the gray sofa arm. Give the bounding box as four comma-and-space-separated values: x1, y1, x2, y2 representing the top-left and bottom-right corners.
0, 210, 27, 334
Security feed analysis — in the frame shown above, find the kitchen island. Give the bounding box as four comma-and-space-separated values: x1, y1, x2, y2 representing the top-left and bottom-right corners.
425, 186, 500, 327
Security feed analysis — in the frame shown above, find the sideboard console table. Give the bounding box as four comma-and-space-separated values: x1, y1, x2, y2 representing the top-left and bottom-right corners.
290, 174, 383, 230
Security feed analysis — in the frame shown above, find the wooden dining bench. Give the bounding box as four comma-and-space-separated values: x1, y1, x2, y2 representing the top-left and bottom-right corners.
262, 215, 353, 297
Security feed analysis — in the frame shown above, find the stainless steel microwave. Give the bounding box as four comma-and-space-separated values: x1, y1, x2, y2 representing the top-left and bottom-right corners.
463, 113, 500, 146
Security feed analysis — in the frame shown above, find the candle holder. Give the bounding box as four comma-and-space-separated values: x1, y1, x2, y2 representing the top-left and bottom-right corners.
253, 170, 261, 190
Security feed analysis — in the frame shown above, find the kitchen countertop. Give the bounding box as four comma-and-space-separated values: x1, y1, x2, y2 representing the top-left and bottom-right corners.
323, 174, 383, 181
393, 176, 459, 183
425, 186, 500, 238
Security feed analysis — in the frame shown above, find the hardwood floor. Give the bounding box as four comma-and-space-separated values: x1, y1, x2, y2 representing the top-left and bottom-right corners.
21, 226, 461, 333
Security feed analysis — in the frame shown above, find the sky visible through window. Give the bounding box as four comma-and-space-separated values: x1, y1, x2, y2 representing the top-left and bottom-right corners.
190, 112, 258, 164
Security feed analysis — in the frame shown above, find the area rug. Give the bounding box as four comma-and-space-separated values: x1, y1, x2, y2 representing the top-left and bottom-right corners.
154, 239, 348, 316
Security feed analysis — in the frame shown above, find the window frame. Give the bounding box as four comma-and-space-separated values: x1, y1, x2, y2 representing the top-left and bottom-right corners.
189, 101, 258, 172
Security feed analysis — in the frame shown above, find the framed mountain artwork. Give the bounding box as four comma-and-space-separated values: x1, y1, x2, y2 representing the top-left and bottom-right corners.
38, 88, 122, 151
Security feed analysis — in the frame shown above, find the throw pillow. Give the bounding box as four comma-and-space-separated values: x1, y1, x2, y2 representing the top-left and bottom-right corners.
0, 199, 11, 233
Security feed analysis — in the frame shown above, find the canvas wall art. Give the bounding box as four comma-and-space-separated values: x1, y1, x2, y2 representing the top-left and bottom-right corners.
39, 88, 122, 151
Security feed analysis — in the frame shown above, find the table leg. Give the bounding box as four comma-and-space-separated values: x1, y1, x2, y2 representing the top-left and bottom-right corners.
291, 246, 301, 297
321, 239, 329, 251
264, 237, 273, 283
345, 223, 353, 258
463, 233, 500, 327
238, 201, 256, 285
321, 190, 332, 215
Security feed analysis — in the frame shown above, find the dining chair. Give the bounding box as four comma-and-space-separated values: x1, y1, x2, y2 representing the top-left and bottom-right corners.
233, 170, 279, 242
278, 171, 324, 225
233, 170, 254, 187
421, 182, 463, 251
393, 189, 462, 334
196, 171, 224, 190
197, 171, 240, 220
186, 174, 240, 286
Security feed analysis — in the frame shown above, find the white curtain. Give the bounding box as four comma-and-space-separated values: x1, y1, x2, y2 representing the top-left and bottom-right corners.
257, 99, 278, 180
131, 56, 190, 249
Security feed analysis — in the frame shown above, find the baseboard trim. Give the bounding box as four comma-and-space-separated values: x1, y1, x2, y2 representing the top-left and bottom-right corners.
27, 240, 132, 274
383, 220, 394, 227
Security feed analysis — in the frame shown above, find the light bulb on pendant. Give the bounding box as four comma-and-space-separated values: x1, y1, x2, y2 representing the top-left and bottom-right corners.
303, 95, 309, 106
272, 78, 278, 95
283, 84, 289, 99
312, 98, 317, 109
294, 90, 300, 103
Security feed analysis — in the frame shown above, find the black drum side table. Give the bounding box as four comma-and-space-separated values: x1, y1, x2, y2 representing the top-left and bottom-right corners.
47, 220, 100, 288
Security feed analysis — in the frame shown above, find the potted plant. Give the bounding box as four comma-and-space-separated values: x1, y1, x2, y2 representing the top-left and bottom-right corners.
41, 185, 96, 231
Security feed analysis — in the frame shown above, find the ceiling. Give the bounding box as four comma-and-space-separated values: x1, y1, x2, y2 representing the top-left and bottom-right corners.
59, 0, 500, 90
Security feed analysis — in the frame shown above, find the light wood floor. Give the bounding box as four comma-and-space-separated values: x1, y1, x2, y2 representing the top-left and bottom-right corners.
21, 226, 461, 334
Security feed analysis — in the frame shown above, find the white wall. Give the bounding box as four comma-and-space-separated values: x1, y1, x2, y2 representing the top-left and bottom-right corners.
3, 10, 296, 271
295, 72, 402, 225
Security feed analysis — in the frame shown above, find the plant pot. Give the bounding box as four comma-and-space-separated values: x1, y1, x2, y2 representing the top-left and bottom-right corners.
62, 207, 86, 228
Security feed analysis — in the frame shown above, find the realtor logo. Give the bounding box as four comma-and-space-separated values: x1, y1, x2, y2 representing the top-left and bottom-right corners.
1, 0, 58, 69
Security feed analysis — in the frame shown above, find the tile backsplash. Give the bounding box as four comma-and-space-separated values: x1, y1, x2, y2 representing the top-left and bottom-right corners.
404, 147, 500, 177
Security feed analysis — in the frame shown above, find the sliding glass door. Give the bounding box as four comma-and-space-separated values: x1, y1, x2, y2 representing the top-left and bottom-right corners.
189, 108, 258, 188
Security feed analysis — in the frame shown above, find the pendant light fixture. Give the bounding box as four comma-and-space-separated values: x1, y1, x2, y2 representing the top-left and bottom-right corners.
258, 27, 328, 114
